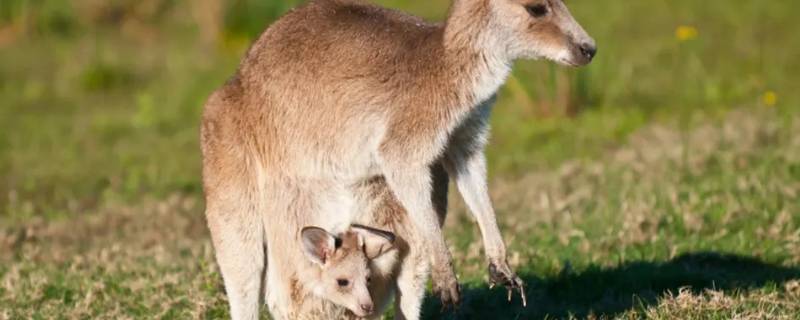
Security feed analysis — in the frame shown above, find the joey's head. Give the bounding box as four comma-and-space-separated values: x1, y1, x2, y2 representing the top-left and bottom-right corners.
301, 225, 396, 317
460, 0, 596, 66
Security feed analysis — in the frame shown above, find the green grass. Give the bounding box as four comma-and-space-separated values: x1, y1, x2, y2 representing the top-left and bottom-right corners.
432, 110, 800, 319
1, 0, 799, 319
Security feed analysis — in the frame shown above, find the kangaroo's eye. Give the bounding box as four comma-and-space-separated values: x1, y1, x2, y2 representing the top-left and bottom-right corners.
525, 4, 549, 18
337, 279, 349, 287
366, 276, 372, 285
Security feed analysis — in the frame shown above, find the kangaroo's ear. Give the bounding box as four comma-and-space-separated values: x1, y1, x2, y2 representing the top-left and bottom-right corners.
351, 224, 396, 259
301, 227, 337, 266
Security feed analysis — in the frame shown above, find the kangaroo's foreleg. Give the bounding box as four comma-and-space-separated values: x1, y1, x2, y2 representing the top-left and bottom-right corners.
443, 150, 525, 304
443, 100, 525, 305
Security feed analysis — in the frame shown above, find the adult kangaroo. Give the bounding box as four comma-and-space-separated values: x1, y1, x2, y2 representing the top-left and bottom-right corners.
200, 0, 595, 318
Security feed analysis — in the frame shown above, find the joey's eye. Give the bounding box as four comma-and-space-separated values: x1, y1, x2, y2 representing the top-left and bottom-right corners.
525, 4, 549, 18
337, 279, 349, 287
366, 276, 372, 284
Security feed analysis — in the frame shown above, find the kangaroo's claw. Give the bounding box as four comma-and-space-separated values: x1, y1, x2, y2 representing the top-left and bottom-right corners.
488, 261, 527, 307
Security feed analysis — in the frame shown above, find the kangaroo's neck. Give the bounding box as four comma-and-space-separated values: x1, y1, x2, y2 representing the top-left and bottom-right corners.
439, 0, 511, 108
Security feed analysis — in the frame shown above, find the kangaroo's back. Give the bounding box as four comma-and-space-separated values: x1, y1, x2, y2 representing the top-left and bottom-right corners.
238, 0, 445, 99
201, 0, 455, 178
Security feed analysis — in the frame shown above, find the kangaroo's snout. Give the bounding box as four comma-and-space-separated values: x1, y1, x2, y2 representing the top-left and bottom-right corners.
563, 12, 596, 67
579, 42, 597, 61
565, 34, 596, 67
569, 40, 596, 66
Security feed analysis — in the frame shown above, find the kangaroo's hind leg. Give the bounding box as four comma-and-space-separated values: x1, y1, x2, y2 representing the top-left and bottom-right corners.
205, 177, 266, 320
203, 119, 267, 320
392, 162, 450, 320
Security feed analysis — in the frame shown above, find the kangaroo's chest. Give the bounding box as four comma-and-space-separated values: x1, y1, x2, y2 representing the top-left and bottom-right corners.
446, 96, 495, 151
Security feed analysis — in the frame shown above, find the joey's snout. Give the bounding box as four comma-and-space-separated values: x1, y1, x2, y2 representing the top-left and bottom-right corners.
360, 302, 374, 315
350, 300, 374, 317
350, 286, 376, 317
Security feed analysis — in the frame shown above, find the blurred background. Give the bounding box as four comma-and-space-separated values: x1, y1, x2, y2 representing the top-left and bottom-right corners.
1, 0, 798, 319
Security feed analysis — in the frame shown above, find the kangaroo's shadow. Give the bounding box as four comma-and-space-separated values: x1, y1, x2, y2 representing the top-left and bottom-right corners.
421, 252, 800, 319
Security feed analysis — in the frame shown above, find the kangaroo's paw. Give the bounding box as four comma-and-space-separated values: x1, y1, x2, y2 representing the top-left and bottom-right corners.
431, 264, 461, 310
488, 260, 527, 307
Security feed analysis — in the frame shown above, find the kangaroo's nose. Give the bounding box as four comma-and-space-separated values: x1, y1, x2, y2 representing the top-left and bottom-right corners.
579, 43, 597, 60
360, 303, 374, 314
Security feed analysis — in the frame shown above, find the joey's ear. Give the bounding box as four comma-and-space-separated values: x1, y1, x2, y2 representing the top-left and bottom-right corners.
351, 224, 396, 259
301, 227, 337, 266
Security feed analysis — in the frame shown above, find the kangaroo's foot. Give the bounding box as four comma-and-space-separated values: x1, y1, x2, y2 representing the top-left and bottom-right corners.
488, 259, 526, 307
431, 262, 461, 310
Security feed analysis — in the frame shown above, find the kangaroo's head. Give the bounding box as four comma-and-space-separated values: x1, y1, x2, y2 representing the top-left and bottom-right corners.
497, 0, 596, 65
301, 225, 396, 317
450, 0, 596, 66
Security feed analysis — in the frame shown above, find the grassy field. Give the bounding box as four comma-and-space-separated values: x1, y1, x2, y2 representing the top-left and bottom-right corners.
1, 0, 799, 319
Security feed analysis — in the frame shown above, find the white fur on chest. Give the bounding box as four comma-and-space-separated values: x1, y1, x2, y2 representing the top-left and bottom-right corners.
467, 34, 511, 108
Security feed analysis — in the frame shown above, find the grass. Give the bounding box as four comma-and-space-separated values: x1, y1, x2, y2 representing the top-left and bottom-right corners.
431, 110, 800, 319
1, 0, 799, 319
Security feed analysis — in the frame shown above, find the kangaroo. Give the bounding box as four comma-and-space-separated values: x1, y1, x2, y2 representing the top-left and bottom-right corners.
200, 0, 595, 319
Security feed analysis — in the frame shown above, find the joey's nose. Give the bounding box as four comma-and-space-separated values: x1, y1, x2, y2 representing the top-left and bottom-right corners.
360, 303, 374, 314
579, 43, 597, 60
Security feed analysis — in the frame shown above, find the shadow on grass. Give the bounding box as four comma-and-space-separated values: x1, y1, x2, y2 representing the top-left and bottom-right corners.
422, 252, 800, 319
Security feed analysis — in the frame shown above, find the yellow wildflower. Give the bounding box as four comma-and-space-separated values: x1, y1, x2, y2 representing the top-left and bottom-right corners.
762, 91, 777, 107
675, 25, 698, 41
